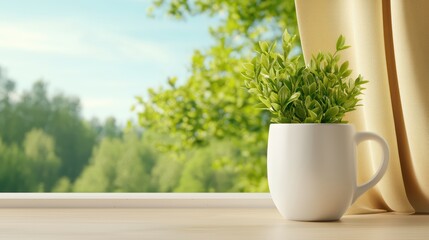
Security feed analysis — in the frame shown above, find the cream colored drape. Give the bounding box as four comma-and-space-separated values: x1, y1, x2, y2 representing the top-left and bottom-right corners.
295, 0, 429, 214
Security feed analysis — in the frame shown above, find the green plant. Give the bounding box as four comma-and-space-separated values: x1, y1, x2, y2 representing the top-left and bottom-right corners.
242, 31, 368, 123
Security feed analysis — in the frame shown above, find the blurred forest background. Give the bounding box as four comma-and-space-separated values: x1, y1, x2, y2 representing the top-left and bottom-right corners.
0, 0, 299, 192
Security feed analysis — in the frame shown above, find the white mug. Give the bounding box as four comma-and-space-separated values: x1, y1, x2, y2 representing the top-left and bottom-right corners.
267, 124, 389, 221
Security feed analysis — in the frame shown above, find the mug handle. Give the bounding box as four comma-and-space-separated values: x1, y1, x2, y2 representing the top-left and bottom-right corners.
352, 132, 390, 204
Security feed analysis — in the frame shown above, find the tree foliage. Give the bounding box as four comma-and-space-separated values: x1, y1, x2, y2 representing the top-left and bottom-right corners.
135, 0, 299, 191
0, 77, 97, 182
0, 129, 61, 192
139, 0, 298, 146
149, 0, 297, 42
0, 139, 33, 191
0, 0, 301, 192
23, 129, 60, 191
73, 132, 156, 192
0, 68, 118, 192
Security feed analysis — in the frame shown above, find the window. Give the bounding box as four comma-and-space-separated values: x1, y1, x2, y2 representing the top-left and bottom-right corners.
0, 0, 298, 193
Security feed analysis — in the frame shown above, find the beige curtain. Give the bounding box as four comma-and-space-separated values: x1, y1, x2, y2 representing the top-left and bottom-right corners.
295, 0, 429, 214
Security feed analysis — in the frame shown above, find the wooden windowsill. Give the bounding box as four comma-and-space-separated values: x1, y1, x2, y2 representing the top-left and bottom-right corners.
0, 193, 273, 208
1, 208, 428, 239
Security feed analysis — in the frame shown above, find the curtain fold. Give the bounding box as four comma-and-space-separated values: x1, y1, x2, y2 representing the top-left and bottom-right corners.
295, 0, 428, 214
391, 0, 429, 213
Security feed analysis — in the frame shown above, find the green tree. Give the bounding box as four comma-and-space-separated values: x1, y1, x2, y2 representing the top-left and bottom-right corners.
0, 68, 141, 192
0, 80, 98, 182
140, 0, 298, 147
73, 132, 156, 192
175, 140, 238, 192
100, 117, 123, 139
150, 155, 183, 192
23, 129, 60, 191
0, 139, 33, 192
135, 0, 298, 191
51, 177, 72, 192
141, 130, 184, 192
0, 68, 17, 144
19, 83, 97, 181
175, 136, 268, 192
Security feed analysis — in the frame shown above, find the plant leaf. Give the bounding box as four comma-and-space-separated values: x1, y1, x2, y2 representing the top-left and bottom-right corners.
339, 61, 349, 73
259, 41, 269, 53
336, 35, 345, 51
324, 106, 339, 120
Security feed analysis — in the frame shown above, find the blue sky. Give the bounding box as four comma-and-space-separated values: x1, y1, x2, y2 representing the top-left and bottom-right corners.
0, 0, 217, 123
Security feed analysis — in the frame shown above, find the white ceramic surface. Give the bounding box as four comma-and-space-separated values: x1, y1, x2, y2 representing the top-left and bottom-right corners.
267, 124, 389, 221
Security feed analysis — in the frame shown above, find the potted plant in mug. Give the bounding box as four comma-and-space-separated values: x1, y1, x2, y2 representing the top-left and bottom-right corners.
242, 31, 390, 221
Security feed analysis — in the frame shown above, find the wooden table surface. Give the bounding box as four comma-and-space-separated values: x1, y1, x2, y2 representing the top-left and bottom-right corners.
0, 208, 428, 240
